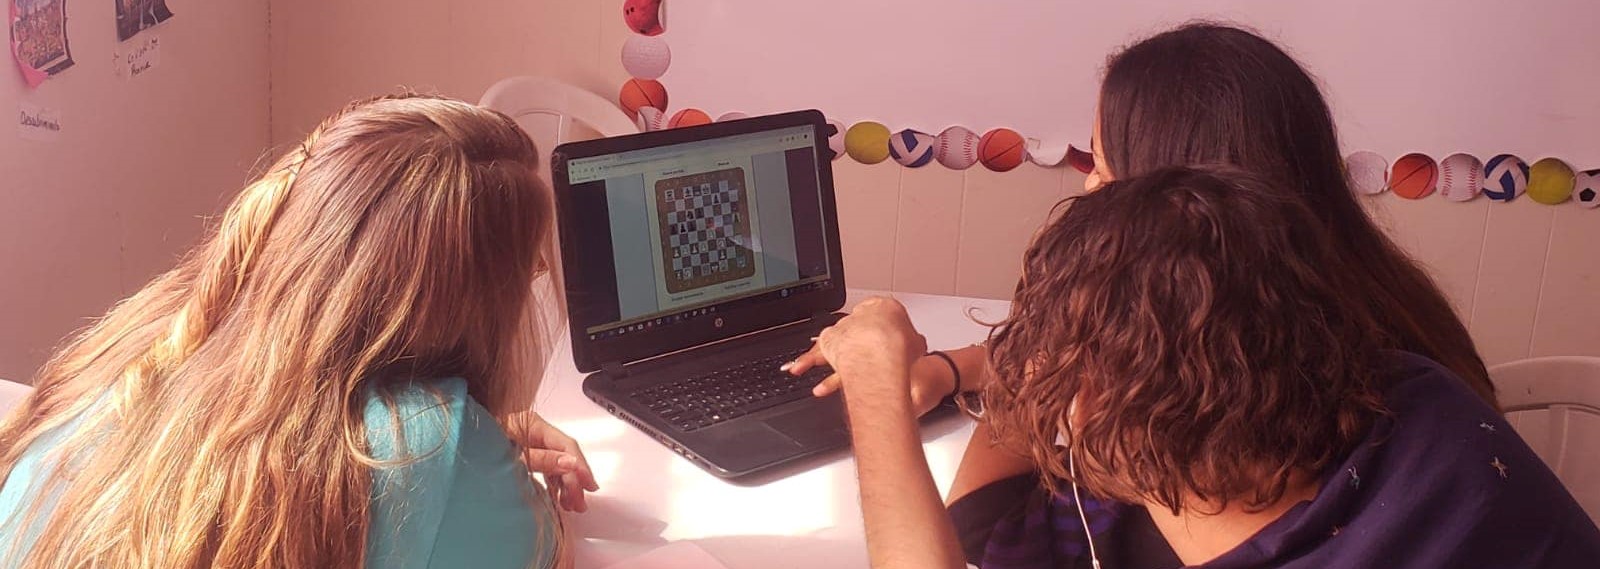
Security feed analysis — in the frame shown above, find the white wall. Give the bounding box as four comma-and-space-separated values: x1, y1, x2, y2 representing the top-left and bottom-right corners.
265, 0, 1599, 368
269, 0, 631, 147
667, 0, 1600, 166
830, 158, 1600, 367
4, 0, 1591, 383
0, 0, 270, 381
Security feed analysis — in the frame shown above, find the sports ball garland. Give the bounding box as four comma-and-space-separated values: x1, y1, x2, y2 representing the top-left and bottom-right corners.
935, 127, 980, 170
889, 129, 937, 168
1527, 158, 1576, 205
614, 7, 1595, 204
623, 0, 665, 36
977, 128, 1027, 173
1335, 151, 1594, 208
634, 106, 665, 131
1346, 151, 1388, 196
1389, 153, 1438, 200
618, 78, 667, 121
1438, 153, 1484, 202
1576, 170, 1600, 209
826, 119, 847, 161
621, 35, 671, 80
1483, 154, 1530, 202
844, 121, 892, 165
1065, 146, 1096, 175
668, 108, 712, 129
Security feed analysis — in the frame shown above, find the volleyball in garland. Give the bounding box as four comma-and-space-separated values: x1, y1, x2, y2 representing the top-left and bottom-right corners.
1482, 154, 1529, 202
888, 129, 937, 168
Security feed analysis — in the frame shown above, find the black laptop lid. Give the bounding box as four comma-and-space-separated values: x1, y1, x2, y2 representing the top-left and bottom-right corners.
551, 110, 846, 373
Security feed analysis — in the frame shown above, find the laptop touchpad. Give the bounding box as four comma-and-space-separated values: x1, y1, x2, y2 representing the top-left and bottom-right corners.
764, 397, 849, 447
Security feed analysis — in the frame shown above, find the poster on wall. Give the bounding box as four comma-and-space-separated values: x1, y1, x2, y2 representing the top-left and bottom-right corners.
9, 0, 75, 88
114, 0, 170, 41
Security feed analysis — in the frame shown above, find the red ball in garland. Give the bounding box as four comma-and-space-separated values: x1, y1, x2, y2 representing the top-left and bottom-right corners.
623, 0, 665, 36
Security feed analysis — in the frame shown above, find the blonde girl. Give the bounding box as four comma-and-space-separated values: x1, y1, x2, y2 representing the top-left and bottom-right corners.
0, 94, 592, 568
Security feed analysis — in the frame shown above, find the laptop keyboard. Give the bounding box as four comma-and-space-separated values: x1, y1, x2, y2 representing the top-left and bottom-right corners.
629, 347, 829, 432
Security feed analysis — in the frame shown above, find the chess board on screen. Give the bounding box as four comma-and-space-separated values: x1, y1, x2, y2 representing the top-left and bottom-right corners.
655, 168, 755, 294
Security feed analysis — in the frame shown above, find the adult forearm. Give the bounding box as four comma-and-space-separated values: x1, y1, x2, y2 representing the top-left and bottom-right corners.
935, 343, 1038, 504
847, 389, 967, 569
944, 343, 992, 393
946, 421, 1036, 504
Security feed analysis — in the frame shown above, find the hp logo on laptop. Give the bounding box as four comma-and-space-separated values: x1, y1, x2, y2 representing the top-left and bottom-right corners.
714, 317, 724, 328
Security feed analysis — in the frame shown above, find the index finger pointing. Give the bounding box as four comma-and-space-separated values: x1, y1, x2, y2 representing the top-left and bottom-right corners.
783, 342, 829, 376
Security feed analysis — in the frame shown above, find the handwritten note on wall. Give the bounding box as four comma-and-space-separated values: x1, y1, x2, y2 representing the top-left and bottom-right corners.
18, 102, 62, 142
113, 35, 162, 80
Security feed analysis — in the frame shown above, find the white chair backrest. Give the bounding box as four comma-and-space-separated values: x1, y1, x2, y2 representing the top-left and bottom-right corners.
0, 378, 32, 417
1490, 356, 1600, 524
479, 77, 632, 325
479, 76, 639, 186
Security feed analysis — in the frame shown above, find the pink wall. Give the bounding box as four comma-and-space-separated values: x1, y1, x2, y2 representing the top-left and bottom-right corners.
1, 0, 271, 381
267, 0, 1599, 367
836, 158, 1600, 366
269, 0, 633, 147
667, 0, 1600, 167
3, 0, 1583, 383
1363, 190, 1600, 365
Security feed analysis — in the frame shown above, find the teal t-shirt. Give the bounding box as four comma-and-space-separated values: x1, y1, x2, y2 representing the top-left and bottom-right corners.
0, 378, 559, 568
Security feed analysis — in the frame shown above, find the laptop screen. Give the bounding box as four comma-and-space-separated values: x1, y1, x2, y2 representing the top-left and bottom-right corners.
563, 123, 835, 342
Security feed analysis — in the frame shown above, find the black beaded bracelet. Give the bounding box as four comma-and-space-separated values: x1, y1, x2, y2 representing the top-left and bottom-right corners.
928, 350, 961, 399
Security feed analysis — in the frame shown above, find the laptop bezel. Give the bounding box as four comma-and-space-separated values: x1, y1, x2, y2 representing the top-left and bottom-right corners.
550, 109, 846, 374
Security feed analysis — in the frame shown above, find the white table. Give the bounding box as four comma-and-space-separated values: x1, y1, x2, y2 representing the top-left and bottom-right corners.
539, 291, 1010, 569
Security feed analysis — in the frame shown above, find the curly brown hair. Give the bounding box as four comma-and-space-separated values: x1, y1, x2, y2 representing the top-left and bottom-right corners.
1096, 22, 1494, 410
983, 165, 1391, 515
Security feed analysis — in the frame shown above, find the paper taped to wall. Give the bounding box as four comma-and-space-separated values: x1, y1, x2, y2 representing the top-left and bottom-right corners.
114, 0, 172, 42
18, 101, 62, 141
9, 0, 75, 88
113, 34, 160, 79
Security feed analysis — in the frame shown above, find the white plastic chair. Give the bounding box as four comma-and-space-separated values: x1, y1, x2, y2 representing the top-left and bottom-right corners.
0, 378, 31, 417
479, 77, 632, 334
479, 76, 639, 186
1491, 356, 1600, 523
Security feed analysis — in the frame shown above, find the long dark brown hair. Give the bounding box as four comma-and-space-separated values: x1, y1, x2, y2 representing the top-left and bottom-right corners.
1095, 22, 1496, 409
985, 166, 1390, 513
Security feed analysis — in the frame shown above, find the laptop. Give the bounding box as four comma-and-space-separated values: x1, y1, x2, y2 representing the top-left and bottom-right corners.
551, 110, 853, 479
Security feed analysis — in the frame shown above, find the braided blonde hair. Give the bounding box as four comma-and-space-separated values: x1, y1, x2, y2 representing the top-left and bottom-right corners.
0, 93, 560, 568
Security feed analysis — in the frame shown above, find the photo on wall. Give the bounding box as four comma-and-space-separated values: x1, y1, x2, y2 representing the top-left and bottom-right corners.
114, 0, 171, 41
9, 0, 75, 88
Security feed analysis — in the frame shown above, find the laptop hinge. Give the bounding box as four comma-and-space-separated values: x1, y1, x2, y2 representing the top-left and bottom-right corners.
601, 360, 628, 379
812, 310, 833, 324
620, 317, 815, 368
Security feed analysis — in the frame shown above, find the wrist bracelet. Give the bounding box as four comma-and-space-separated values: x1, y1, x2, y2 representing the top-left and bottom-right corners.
928, 350, 961, 398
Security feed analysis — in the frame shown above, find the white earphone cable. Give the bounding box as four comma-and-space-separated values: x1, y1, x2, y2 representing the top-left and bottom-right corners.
1068, 448, 1103, 569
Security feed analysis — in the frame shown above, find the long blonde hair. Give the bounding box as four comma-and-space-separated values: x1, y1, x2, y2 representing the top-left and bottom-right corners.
0, 93, 559, 568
